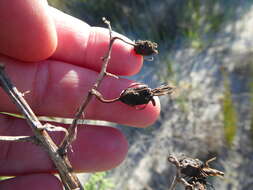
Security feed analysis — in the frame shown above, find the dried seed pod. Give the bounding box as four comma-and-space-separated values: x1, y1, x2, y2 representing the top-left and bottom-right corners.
119, 83, 174, 107
168, 155, 224, 190
134, 40, 158, 56
179, 156, 224, 179
119, 85, 154, 106
179, 157, 204, 178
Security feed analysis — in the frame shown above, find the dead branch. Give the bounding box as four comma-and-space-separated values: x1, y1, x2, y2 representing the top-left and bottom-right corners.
0, 64, 83, 190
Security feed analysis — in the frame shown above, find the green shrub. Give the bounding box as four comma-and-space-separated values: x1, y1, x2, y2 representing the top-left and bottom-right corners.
84, 172, 115, 190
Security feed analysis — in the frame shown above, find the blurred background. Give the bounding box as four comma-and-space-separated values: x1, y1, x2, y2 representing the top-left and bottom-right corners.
48, 0, 253, 189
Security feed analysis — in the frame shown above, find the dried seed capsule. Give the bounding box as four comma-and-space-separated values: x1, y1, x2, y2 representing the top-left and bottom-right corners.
168, 155, 224, 190
134, 40, 158, 56
119, 85, 153, 106
179, 157, 204, 178
118, 84, 174, 107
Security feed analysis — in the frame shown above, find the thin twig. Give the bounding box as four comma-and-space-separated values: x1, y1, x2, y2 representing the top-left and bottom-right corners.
168, 155, 181, 190
0, 64, 83, 190
168, 155, 194, 190
168, 176, 178, 190
59, 17, 120, 153
178, 178, 193, 189
90, 88, 120, 103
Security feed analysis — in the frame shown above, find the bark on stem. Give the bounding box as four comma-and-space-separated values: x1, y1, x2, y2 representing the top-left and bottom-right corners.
0, 64, 83, 190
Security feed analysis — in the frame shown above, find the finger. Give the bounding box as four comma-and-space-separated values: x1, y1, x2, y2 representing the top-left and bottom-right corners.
0, 174, 62, 190
49, 7, 143, 76
0, 116, 128, 175
0, 0, 57, 61
0, 57, 160, 127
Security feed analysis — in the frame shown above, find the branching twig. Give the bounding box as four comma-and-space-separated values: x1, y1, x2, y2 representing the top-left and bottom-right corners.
169, 176, 178, 190
168, 155, 187, 190
0, 64, 83, 190
59, 17, 120, 154
168, 155, 194, 190
59, 17, 161, 154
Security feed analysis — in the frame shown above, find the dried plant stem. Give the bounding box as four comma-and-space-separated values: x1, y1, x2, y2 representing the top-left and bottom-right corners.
0, 64, 83, 190
59, 17, 120, 153
168, 155, 193, 190
0, 135, 37, 143
169, 176, 178, 190
90, 89, 119, 103
168, 171, 193, 190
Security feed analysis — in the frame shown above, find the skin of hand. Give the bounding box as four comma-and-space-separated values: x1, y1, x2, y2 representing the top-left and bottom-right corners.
0, 0, 160, 189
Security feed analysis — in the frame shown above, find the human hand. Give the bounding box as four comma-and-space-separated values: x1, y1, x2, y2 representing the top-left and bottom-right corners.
0, 1, 160, 189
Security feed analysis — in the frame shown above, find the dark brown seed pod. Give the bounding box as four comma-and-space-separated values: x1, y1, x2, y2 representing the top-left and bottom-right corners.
134, 40, 158, 56
168, 155, 224, 190
119, 83, 174, 107
179, 157, 204, 178
119, 85, 154, 106
179, 156, 224, 179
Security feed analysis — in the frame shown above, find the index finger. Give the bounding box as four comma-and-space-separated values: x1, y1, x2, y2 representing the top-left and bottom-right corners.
49, 7, 143, 76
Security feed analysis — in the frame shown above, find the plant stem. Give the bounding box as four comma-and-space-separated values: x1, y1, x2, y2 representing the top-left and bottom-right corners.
0, 64, 83, 190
